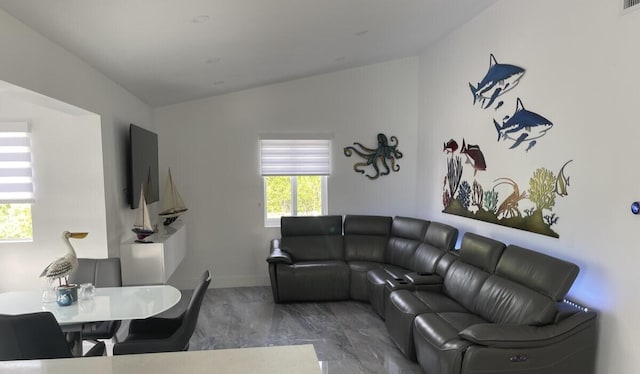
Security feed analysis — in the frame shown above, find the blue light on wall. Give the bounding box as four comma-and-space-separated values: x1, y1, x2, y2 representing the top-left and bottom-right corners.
631, 201, 640, 215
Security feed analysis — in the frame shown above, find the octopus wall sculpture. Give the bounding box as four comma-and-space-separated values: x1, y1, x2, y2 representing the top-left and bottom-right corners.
343, 133, 403, 180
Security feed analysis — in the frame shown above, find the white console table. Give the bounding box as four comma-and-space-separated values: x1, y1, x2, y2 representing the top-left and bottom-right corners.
120, 221, 186, 285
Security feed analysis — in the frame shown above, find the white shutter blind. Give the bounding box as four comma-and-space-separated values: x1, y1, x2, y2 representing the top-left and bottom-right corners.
0, 122, 34, 203
260, 139, 331, 176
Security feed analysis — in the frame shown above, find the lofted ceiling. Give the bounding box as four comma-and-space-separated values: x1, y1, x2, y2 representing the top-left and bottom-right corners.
0, 0, 497, 107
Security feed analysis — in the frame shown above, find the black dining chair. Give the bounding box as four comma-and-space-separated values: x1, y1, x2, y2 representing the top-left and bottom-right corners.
112, 270, 211, 355
68, 258, 123, 342
0, 312, 105, 361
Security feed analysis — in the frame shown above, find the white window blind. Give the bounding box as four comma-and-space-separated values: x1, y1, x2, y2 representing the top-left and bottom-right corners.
0, 122, 34, 203
260, 139, 331, 176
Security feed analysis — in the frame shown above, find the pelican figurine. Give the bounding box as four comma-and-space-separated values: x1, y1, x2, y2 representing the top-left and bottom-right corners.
39, 231, 88, 286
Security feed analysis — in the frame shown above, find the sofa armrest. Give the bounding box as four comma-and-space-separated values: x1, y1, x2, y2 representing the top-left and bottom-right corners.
459, 311, 597, 348
403, 272, 443, 285
266, 239, 293, 264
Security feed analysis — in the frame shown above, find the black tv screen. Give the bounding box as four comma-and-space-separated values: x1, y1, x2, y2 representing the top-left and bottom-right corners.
127, 124, 159, 209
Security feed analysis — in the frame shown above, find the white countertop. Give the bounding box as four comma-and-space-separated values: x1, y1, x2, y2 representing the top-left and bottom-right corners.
0, 345, 321, 374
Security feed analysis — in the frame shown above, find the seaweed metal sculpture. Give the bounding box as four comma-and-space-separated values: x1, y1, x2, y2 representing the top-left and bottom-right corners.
457, 181, 472, 209
472, 180, 484, 207
447, 156, 463, 198
528, 167, 556, 212
544, 213, 559, 226
343, 133, 403, 180
483, 190, 499, 213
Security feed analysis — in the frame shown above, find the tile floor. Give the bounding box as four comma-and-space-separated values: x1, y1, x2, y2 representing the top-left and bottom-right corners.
188, 286, 422, 374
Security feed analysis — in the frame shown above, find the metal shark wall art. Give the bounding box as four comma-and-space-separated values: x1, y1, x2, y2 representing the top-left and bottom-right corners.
469, 54, 525, 110
494, 98, 553, 152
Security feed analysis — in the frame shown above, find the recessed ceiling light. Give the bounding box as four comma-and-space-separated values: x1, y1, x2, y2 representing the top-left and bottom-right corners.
354, 30, 368, 36
191, 15, 210, 24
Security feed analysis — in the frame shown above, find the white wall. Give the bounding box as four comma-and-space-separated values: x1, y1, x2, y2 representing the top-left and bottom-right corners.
416, 1, 640, 372
154, 58, 419, 289
0, 95, 107, 291
0, 8, 153, 278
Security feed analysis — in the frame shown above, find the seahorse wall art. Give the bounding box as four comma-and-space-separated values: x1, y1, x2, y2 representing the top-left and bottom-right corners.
441, 137, 573, 238
469, 53, 553, 152
344, 133, 403, 180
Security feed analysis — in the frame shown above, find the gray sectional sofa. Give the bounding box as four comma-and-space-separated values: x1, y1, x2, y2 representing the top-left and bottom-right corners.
266, 215, 597, 374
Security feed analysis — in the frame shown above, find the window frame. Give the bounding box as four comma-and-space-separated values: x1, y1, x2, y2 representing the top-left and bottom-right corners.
263, 175, 328, 227
0, 121, 34, 241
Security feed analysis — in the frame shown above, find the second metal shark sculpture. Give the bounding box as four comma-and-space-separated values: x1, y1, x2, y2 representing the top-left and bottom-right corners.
469, 54, 526, 109
494, 98, 553, 151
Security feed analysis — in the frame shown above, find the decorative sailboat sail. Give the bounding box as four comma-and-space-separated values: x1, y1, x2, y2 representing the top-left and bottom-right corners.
159, 168, 188, 225
132, 186, 156, 240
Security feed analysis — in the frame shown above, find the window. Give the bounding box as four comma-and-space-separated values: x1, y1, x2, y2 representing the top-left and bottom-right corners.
260, 138, 330, 227
0, 122, 34, 241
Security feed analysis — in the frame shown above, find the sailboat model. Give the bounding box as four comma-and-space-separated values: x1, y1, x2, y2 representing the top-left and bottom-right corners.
132, 187, 157, 240
159, 169, 188, 226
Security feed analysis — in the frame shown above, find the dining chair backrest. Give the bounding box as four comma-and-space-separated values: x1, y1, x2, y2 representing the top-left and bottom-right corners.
0, 312, 72, 361
69, 258, 122, 287
68, 258, 123, 341
175, 270, 212, 349
112, 270, 211, 355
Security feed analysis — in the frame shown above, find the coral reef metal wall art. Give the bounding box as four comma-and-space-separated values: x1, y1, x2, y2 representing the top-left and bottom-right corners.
344, 133, 403, 180
441, 137, 573, 238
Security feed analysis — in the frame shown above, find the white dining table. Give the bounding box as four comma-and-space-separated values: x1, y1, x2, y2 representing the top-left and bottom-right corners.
0, 285, 181, 356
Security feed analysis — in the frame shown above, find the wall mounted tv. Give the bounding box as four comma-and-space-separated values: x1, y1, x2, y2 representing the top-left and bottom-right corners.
127, 124, 159, 209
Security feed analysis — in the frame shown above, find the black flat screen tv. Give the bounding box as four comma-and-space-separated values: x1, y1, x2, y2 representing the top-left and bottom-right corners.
127, 124, 160, 209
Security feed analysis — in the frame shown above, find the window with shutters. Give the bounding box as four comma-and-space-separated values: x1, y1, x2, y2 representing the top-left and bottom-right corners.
0, 122, 34, 241
260, 138, 330, 227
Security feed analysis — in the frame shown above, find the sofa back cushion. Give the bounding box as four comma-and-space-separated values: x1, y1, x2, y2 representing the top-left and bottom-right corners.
443, 261, 490, 312
442, 233, 505, 311
384, 217, 430, 269
458, 233, 505, 273
424, 222, 458, 252
496, 245, 579, 301
412, 222, 459, 273
474, 245, 578, 325
475, 276, 558, 325
280, 216, 344, 261
343, 215, 392, 262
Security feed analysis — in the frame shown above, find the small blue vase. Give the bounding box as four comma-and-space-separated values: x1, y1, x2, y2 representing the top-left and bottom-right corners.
56, 289, 72, 307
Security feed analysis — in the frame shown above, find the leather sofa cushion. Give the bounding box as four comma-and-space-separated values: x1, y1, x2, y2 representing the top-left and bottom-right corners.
443, 261, 490, 312
348, 261, 381, 301
458, 233, 505, 273
385, 237, 420, 269
343, 215, 391, 262
412, 243, 446, 274
275, 261, 350, 301
475, 275, 557, 325
280, 215, 344, 262
281, 215, 342, 236
281, 236, 343, 261
390, 216, 430, 241
413, 291, 468, 313
496, 245, 579, 301
343, 215, 391, 236
414, 312, 483, 350
435, 252, 459, 277
424, 222, 458, 252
